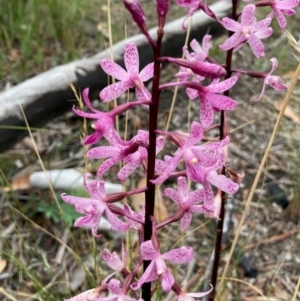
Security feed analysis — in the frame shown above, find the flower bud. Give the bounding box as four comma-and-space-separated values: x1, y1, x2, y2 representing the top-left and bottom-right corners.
123, 0, 146, 26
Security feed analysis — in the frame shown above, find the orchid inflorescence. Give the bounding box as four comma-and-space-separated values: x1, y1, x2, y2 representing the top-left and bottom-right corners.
62, 0, 297, 300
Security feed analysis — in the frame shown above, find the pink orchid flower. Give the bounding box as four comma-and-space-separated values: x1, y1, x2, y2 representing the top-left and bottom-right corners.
161, 74, 239, 128
176, 35, 212, 99
102, 243, 127, 273
163, 177, 213, 230
269, 0, 300, 29
87, 130, 165, 180
253, 57, 287, 101
73, 88, 149, 145
61, 173, 130, 237
132, 240, 194, 292
152, 122, 239, 201
96, 279, 143, 301
100, 42, 154, 102
219, 4, 273, 58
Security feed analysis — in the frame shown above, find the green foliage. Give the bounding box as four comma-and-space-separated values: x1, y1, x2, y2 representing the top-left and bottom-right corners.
0, 0, 102, 81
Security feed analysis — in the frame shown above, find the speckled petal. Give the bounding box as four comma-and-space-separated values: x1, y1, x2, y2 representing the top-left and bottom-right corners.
100, 59, 129, 80
207, 93, 237, 111
140, 240, 160, 260
180, 211, 192, 230
199, 97, 214, 129
219, 32, 242, 51
161, 269, 175, 292
132, 261, 158, 290
162, 246, 194, 263
185, 121, 203, 147
163, 188, 181, 205
118, 157, 140, 182
207, 170, 239, 194
208, 74, 239, 93
124, 43, 139, 75
97, 156, 123, 178
248, 33, 266, 58
108, 279, 121, 295
220, 17, 240, 32
87, 146, 121, 159
177, 176, 188, 198
100, 81, 132, 102
139, 62, 154, 81
105, 208, 130, 232
241, 4, 256, 26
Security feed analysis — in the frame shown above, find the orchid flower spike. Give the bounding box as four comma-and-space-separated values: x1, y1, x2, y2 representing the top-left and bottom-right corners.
253, 58, 287, 101
100, 42, 154, 102
219, 4, 273, 58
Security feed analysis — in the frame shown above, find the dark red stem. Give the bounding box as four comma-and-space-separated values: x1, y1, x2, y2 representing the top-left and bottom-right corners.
142, 26, 164, 301
208, 0, 238, 300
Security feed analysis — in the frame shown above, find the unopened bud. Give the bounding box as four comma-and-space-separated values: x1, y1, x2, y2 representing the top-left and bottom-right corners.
156, 0, 169, 16
123, 0, 146, 26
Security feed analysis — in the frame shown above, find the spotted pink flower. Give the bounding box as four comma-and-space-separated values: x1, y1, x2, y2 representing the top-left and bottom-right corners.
253, 57, 287, 101
61, 173, 130, 237
163, 177, 213, 229
132, 240, 194, 292
269, 0, 300, 29
219, 4, 273, 58
100, 42, 154, 102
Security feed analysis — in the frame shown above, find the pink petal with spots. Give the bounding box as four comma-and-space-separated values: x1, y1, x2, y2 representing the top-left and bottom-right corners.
219, 32, 242, 51
163, 188, 181, 205
118, 158, 140, 182
84, 175, 106, 199
207, 171, 239, 194
87, 146, 121, 159
105, 208, 130, 232
255, 27, 273, 39
208, 74, 239, 93
208, 93, 237, 111
124, 43, 139, 75
100, 59, 129, 80
132, 261, 158, 290
220, 17, 240, 32
162, 246, 194, 263
186, 87, 198, 100
161, 269, 175, 292
97, 156, 123, 177
185, 121, 203, 147
139, 62, 154, 81
180, 211, 192, 230
203, 180, 215, 209
102, 250, 124, 271
249, 17, 272, 31
177, 176, 188, 198
241, 4, 256, 26
151, 152, 182, 184
135, 86, 151, 102
100, 81, 132, 102
248, 33, 265, 58
83, 131, 102, 145
199, 97, 214, 129
108, 279, 121, 294
140, 240, 160, 260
